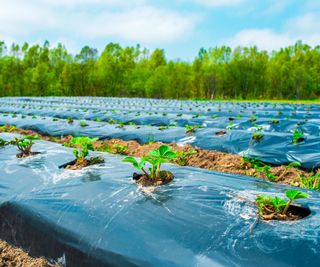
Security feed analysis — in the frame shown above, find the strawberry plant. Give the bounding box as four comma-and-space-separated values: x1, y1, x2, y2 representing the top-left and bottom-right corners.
175, 150, 197, 166
185, 125, 203, 134
72, 137, 98, 162
123, 145, 177, 186
252, 132, 264, 142
300, 173, 320, 190
11, 136, 39, 158
80, 121, 88, 127
0, 137, 8, 146
292, 129, 304, 143
112, 144, 128, 155
256, 189, 309, 220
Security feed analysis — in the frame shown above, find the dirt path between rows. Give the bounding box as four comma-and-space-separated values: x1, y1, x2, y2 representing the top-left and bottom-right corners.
0, 240, 58, 267
3, 125, 314, 188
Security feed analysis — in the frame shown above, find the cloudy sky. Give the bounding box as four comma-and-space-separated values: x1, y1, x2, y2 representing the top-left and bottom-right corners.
1, 0, 319, 59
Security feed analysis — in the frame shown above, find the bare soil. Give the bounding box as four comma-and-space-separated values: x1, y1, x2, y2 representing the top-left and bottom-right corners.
258, 204, 311, 221
0, 240, 58, 267
62, 156, 104, 170
133, 171, 174, 187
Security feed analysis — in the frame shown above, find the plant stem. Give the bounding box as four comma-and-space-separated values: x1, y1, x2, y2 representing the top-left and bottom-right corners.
282, 199, 292, 215
141, 168, 151, 179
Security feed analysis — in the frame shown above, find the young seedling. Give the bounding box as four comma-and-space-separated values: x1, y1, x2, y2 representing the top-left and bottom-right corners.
252, 132, 264, 142
80, 121, 88, 127
67, 117, 74, 124
123, 145, 177, 186
122, 157, 150, 179
11, 136, 40, 158
111, 144, 128, 155
72, 137, 98, 162
292, 129, 304, 144
159, 126, 169, 131
256, 189, 309, 220
62, 137, 104, 169
226, 122, 234, 130
271, 119, 279, 124
282, 190, 309, 215
300, 173, 320, 190
175, 150, 197, 166
0, 137, 8, 147
276, 162, 301, 181
185, 125, 203, 134
250, 116, 257, 122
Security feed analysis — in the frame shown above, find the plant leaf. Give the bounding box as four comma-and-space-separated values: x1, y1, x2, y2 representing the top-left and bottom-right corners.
286, 190, 309, 200
159, 145, 171, 156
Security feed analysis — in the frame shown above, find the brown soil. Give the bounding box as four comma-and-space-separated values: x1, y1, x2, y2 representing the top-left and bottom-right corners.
0, 240, 58, 267
16, 151, 41, 158
133, 171, 174, 187
258, 204, 310, 221
64, 156, 104, 170
0, 125, 316, 188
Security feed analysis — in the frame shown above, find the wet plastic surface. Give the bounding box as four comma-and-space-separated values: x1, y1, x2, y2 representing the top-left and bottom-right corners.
0, 97, 320, 169
0, 133, 319, 267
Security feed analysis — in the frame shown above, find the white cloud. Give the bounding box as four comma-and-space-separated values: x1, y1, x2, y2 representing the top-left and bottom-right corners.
74, 7, 198, 43
226, 12, 320, 50
226, 29, 293, 50
0, 0, 199, 45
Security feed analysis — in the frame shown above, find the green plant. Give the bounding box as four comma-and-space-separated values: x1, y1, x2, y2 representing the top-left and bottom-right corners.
185, 125, 203, 133
300, 173, 320, 190
277, 162, 301, 181
67, 117, 74, 124
256, 189, 309, 216
108, 119, 117, 124
159, 126, 169, 131
271, 119, 279, 124
95, 118, 101, 122
123, 145, 177, 179
71, 137, 98, 161
0, 125, 18, 132
80, 121, 88, 127
282, 190, 309, 214
252, 132, 264, 141
0, 137, 8, 146
112, 144, 128, 155
250, 116, 257, 122
242, 157, 277, 180
175, 150, 197, 166
226, 122, 234, 130
292, 129, 304, 143
122, 157, 150, 178
11, 137, 35, 155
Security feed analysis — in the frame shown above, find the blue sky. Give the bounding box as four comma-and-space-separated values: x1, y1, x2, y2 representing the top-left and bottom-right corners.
1, 0, 320, 59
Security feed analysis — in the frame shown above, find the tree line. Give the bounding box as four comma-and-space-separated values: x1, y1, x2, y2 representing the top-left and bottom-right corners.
0, 40, 319, 99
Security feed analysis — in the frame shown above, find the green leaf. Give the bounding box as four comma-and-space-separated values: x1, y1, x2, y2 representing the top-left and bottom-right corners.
270, 197, 287, 212
285, 190, 309, 201
148, 149, 160, 157
122, 156, 138, 165
287, 161, 301, 168
163, 151, 177, 159
159, 145, 171, 156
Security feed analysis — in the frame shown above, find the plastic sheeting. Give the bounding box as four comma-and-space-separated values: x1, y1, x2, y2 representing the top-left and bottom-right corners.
0, 133, 319, 267
0, 111, 320, 169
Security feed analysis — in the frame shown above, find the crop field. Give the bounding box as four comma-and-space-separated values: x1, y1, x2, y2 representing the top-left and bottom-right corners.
0, 97, 319, 266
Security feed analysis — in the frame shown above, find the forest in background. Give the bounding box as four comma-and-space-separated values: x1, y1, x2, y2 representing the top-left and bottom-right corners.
0, 40, 319, 100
